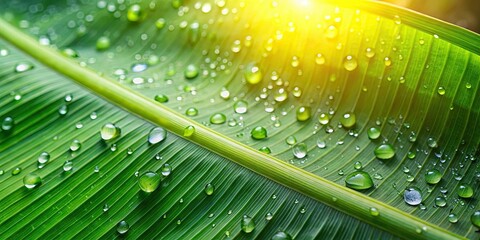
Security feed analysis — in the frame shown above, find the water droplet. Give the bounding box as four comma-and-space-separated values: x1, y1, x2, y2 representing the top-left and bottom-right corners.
90, 112, 98, 120
148, 127, 167, 144
184, 64, 199, 79
427, 137, 438, 148
286, 136, 297, 145
100, 123, 121, 141
471, 210, 480, 228
315, 53, 326, 65
23, 173, 42, 189
317, 139, 327, 149
155, 18, 166, 29
1, 117, 14, 131
241, 215, 255, 233
131, 63, 148, 73
271, 231, 292, 240
184, 125, 195, 137
437, 87, 446, 96
343, 55, 358, 71
96, 36, 111, 51
117, 220, 129, 234
161, 163, 172, 177
318, 113, 330, 125
185, 107, 198, 116
354, 161, 363, 170
374, 144, 395, 160
292, 87, 302, 97
259, 146, 271, 154
292, 143, 307, 159
127, 4, 146, 22
70, 139, 81, 152
58, 105, 68, 116
365, 48, 375, 58
103, 203, 110, 212
341, 112, 356, 128
273, 88, 288, 102
210, 113, 226, 124
373, 173, 383, 180
393, 15, 401, 24
457, 183, 474, 198
234, 100, 248, 114
138, 171, 161, 193
63, 160, 73, 171
425, 169, 442, 184
244, 63, 262, 84
466, 83, 472, 89
38, 152, 50, 164
251, 126, 268, 140
345, 171, 374, 190
384, 57, 392, 67
291, 56, 300, 67
296, 106, 311, 122
367, 127, 381, 140
325, 25, 338, 39
448, 213, 458, 223
205, 183, 215, 195
265, 212, 273, 221
404, 187, 422, 206
14, 62, 34, 73
369, 207, 380, 216
434, 196, 447, 208
408, 132, 417, 142
154, 94, 169, 103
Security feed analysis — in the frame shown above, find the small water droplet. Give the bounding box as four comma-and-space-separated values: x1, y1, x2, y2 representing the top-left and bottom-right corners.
296, 106, 311, 122
251, 126, 268, 140
127, 4, 146, 22
100, 123, 121, 140
425, 169, 442, 184
437, 87, 446, 96
38, 152, 50, 164
103, 203, 110, 212
354, 161, 363, 170
367, 127, 381, 140
23, 173, 42, 189
184, 64, 199, 79
58, 105, 68, 116
271, 231, 292, 240
325, 25, 338, 39
14, 62, 34, 73
317, 139, 327, 149
234, 100, 248, 114
63, 160, 73, 171
185, 107, 198, 116
161, 163, 172, 177
434, 196, 447, 208
318, 113, 330, 125
244, 63, 262, 84
183, 125, 195, 137
384, 57, 392, 67
365, 48, 375, 58
448, 213, 458, 223
369, 207, 380, 216
2, 117, 14, 131
96, 36, 111, 51
292, 143, 307, 159
286, 136, 297, 145
457, 183, 474, 198
341, 112, 356, 128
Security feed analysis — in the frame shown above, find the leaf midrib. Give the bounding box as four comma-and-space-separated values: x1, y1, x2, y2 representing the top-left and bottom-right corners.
0, 8, 467, 240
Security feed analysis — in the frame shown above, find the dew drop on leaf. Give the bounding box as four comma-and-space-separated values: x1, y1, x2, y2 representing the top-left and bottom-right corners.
374, 144, 395, 160
1, 116, 14, 131
296, 106, 311, 122
340, 112, 356, 128
184, 64, 199, 79
367, 127, 381, 140
404, 187, 422, 206
161, 163, 172, 177
148, 127, 167, 144
138, 171, 161, 193
96, 36, 111, 51
448, 213, 458, 223
471, 211, 480, 228
70, 139, 81, 152
233, 100, 248, 114
100, 123, 121, 140
244, 63, 263, 85
183, 125, 195, 137
210, 113, 226, 124
241, 215, 255, 233
271, 231, 292, 240
37, 151, 50, 164
205, 183, 215, 195
63, 160, 73, 171
365, 47, 375, 58
251, 126, 268, 140
343, 55, 358, 71
434, 196, 447, 208
23, 173, 42, 189
369, 207, 380, 216
127, 4, 146, 22
154, 94, 169, 103
457, 183, 474, 198
345, 171, 374, 190
292, 143, 307, 159
14, 62, 34, 73
116, 220, 129, 234
185, 107, 198, 116
424, 169, 442, 184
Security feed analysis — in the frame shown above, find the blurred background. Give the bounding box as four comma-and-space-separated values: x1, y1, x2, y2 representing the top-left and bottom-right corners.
380, 0, 480, 33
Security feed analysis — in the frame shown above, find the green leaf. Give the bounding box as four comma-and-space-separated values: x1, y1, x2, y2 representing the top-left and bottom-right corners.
1, 0, 479, 239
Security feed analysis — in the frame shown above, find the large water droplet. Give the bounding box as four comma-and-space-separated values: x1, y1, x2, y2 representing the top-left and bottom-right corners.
241, 215, 255, 233
154, 94, 169, 103
271, 231, 292, 240
471, 211, 480, 228
101, 123, 121, 140
345, 171, 374, 190
369, 207, 380, 216
367, 127, 381, 140
205, 183, 215, 195
251, 126, 267, 140
404, 187, 422, 206
184, 64, 199, 79
318, 113, 329, 125
340, 112, 356, 128
23, 173, 42, 189
234, 100, 248, 114
1, 117, 14, 131
343, 56, 358, 71
117, 220, 130, 234
425, 169, 442, 184
374, 144, 395, 160
127, 4, 146, 22
183, 125, 195, 137
296, 106, 311, 122
434, 196, 447, 208
448, 213, 458, 223
210, 113, 226, 124
138, 171, 161, 193
15, 62, 34, 73
38, 152, 50, 164
244, 63, 262, 84
148, 127, 167, 144
292, 143, 307, 159
457, 183, 474, 198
